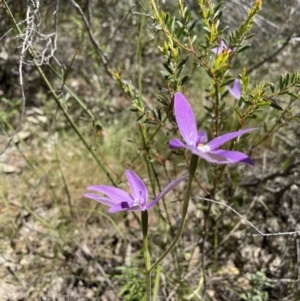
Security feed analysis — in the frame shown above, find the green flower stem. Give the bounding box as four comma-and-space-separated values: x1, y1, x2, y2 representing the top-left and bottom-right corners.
152, 264, 162, 301
149, 154, 199, 273
141, 210, 151, 301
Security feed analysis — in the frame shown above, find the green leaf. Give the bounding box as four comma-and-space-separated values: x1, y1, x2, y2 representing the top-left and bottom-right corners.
285, 73, 290, 86
269, 83, 275, 93
291, 72, 296, 84
178, 56, 189, 69
279, 75, 284, 90
188, 20, 197, 32
244, 100, 253, 106
245, 33, 255, 40
157, 96, 168, 105
287, 92, 300, 99
270, 102, 283, 111
237, 44, 251, 53
180, 75, 189, 85
213, 10, 221, 20
136, 114, 144, 122
214, 1, 223, 12
171, 17, 176, 33
257, 101, 270, 107
160, 70, 170, 79
203, 26, 211, 33
177, 66, 184, 77
164, 13, 169, 24
248, 114, 257, 119
177, 26, 185, 39
204, 105, 213, 112
157, 109, 162, 121
160, 88, 169, 94
234, 106, 242, 117
220, 101, 226, 111
184, 11, 192, 23
176, 21, 183, 28
238, 97, 244, 107
278, 90, 287, 95
162, 63, 173, 74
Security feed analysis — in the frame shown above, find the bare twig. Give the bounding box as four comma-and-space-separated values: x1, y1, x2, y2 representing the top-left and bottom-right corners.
247, 35, 292, 74
1, 0, 59, 155
193, 197, 300, 237
69, 0, 109, 72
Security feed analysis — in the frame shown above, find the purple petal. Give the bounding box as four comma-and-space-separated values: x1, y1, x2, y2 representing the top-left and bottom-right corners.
174, 92, 198, 146
211, 46, 222, 55
86, 185, 132, 203
210, 150, 254, 165
84, 193, 116, 206
125, 169, 148, 206
206, 128, 256, 150
127, 205, 144, 212
169, 138, 186, 149
228, 79, 242, 99
211, 40, 228, 55
196, 130, 208, 144
190, 148, 229, 164
108, 202, 131, 213
220, 40, 227, 50
146, 174, 188, 210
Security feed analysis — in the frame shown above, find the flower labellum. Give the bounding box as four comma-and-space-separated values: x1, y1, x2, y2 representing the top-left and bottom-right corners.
169, 92, 256, 165
228, 79, 242, 100
84, 169, 188, 213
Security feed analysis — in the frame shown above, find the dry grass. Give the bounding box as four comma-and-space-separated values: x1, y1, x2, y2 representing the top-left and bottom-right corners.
1, 1, 300, 300
1, 106, 300, 300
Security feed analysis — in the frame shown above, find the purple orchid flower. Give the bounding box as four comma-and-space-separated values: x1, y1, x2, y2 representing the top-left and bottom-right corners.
211, 40, 233, 55
84, 169, 188, 213
228, 79, 242, 100
169, 92, 256, 165
211, 40, 236, 56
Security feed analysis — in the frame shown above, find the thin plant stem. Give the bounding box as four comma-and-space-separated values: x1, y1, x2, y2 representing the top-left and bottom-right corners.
138, 122, 173, 241
141, 210, 152, 301
48, 62, 101, 127
214, 80, 220, 136
152, 264, 162, 301
3, 0, 117, 187
149, 154, 199, 273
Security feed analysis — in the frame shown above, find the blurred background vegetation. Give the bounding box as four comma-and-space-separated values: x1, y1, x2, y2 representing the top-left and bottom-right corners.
0, 0, 300, 300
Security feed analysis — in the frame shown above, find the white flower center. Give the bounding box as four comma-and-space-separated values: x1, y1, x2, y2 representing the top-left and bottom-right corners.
197, 144, 210, 152
133, 198, 141, 206
132, 191, 144, 207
